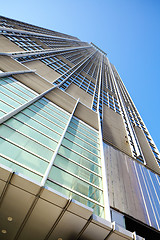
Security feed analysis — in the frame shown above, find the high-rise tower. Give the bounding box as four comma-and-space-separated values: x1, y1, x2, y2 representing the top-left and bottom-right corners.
0, 16, 159, 240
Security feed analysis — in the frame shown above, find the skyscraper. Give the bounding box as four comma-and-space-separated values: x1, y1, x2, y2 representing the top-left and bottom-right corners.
0, 16, 159, 240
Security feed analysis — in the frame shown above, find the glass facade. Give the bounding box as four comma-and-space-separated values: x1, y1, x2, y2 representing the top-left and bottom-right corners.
0, 77, 69, 181
0, 76, 104, 217
133, 161, 160, 229
46, 116, 104, 217
0, 77, 37, 117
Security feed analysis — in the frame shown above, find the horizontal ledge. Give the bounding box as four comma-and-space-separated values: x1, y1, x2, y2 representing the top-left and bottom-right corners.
0, 45, 92, 59
0, 69, 36, 78
0, 52, 11, 56
0, 26, 82, 42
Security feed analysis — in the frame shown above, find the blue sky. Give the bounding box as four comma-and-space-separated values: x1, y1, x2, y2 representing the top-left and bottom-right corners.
1, 0, 160, 150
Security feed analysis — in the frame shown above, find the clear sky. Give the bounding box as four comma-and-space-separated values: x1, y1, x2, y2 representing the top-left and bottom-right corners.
1, 0, 160, 150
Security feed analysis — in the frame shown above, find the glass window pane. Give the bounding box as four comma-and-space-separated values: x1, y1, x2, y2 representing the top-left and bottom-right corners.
0, 86, 26, 104
5, 118, 58, 149
0, 110, 5, 117
48, 166, 103, 204
34, 101, 69, 123
0, 124, 53, 161
0, 138, 48, 174
0, 100, 14, 113
67, 126, 99, 148
11, 81, 37, 98
21, 109, 65, 134
2, 83, 32, 101
142, 168, 160, 225
69, 122, 98, 143
135, 163, 158, 228
16, 112, 63, 137
0, 156, 42, 183
54, 155, 102, 187
65, 131, 100, 155
39, 98, 70, 119
0, 92, 20, 108
62, 138, 100, 164
28, 104, 67, 127
59, 146, 101, 174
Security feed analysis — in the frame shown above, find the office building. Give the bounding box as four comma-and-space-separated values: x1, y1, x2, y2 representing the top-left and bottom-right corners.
0, 16, 159, 240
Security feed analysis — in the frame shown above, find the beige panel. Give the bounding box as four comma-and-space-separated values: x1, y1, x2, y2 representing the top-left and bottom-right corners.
103, 144, 147, 224
13, 72, 52, 94
134, 126, 160, 174
105, 146, 114, 207
45, 88, 76, 114
0, 35, 23, 52
74, 102, 99, 131
117, 154, 136, 216
80, 219, 111, 240
114, 151, 129, 212
103, 105, 132, 156
0, 55, 27, 72
66, 83, 93, 108
126, 156, 146, 221
24, 60, 61, 83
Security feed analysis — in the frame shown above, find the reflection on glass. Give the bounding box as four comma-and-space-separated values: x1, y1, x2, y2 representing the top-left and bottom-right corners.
134, 162, 159, 229
47, 117, 104, 217
46, 180, 104, 218
59, 145, 101, 174
54, 154, 102, 187
0, 156, 42, 182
